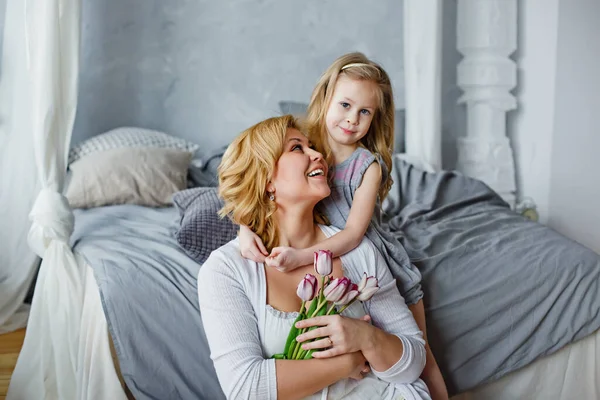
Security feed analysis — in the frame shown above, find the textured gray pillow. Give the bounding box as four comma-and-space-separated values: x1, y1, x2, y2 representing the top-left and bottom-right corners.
69, 126, 200, 165
278, 101, 406, 153
173, 188, 238, 264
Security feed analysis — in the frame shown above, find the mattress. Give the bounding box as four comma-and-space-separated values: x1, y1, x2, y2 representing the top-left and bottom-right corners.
452, 328, 600, 399
71, 205, 225, 400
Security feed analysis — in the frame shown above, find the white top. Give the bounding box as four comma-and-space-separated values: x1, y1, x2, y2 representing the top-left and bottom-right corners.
198, 225, 431, 400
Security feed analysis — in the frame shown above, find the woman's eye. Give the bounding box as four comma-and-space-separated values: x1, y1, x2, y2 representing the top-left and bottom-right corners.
340, 102, 350, 109
360, 109, 371, 116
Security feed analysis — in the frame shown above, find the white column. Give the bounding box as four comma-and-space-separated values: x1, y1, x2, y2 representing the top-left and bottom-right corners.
456, 0, 518, 207
404, 0, 443, 171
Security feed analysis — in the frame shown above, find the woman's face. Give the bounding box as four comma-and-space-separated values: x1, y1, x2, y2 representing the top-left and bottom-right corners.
269, 128, 330, 207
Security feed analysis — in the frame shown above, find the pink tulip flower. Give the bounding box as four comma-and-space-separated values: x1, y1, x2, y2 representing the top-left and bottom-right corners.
314, 250, 333, 276
296, 274, 318, 301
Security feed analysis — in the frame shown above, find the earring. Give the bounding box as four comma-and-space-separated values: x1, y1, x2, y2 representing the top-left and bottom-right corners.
269, 193, 275, 201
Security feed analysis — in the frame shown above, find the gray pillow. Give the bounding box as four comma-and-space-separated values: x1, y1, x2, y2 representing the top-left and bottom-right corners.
173, 188, 238, 264
279, 101, 406, 153
69, 126, 200, 165
187, 145, 228, 188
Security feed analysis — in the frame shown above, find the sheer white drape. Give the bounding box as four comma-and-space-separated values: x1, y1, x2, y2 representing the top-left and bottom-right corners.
0, 0, 39, 335
2, 0, 84, 399
403, 0, 443, 170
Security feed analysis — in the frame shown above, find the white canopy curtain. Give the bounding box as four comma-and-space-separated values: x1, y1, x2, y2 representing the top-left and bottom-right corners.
403, 0, 443, 170
1, 0, 83, 398
0, 1, 39, 335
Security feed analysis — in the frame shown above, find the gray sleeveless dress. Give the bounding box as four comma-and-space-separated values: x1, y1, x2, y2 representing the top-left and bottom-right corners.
318, 147, 423, 305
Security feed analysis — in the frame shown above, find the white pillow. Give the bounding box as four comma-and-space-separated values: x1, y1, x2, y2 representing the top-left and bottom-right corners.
66, 147, 192, 209
68, 127, 200, 165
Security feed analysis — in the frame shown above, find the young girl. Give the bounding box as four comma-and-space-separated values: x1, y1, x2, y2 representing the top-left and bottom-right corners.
239, 52, 448, 400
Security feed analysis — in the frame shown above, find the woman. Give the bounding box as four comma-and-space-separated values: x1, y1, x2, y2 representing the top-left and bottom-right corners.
198, 115, 430, 400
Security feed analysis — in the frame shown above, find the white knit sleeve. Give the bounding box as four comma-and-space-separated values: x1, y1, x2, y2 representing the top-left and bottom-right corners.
197, 247, 277, 400
359, 239, 427, 384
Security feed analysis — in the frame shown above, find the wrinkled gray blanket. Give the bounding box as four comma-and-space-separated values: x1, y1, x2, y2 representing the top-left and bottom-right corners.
383, 159, 600, 394
71, 158, 600, 398
72, 206, 225, 400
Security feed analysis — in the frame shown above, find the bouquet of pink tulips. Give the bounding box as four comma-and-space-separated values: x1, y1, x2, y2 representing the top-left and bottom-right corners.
272, 250, 380, 360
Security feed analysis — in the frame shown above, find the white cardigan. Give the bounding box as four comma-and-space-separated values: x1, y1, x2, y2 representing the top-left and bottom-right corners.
198, 225, 430, 400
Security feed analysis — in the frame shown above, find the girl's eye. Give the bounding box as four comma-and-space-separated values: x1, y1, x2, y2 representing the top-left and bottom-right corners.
360, 109, 371, 116
292, 144, 303, 152
340, 102, 350, 109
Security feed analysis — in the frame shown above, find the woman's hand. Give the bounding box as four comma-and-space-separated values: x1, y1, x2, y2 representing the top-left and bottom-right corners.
239, 225, 268, 262
265, 246, 306, 272
344, 351, 371, 381
295, 314, 373, 359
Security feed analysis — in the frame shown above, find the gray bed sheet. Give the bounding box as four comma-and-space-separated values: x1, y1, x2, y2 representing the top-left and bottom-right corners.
71, 159, 600, 398
71, 205, 225, 400
383, 159, 600, 394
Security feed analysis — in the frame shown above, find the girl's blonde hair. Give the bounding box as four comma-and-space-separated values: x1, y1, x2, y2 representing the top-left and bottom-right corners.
306, 52, 395, 200
218, 115, 326, 252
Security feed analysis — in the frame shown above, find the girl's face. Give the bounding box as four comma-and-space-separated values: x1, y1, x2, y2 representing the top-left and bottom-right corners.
268, 128, 330, 207
325, 75, 379, 151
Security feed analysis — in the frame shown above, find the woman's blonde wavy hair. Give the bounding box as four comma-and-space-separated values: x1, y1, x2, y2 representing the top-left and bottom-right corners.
306, 52, 395, 201
218, 115, 326, 252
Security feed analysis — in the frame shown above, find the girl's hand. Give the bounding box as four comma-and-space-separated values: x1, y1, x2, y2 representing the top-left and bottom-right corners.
265, 246, 305, 272
239, 225, 268, 262
295, 314, 373, 358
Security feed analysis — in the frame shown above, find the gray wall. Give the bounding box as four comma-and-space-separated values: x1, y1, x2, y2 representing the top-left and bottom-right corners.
548, 0, 600, 253
0, 0, 5, 59
508, 0, 560, 221
73, 0, 405, 153
0, 1, 463, 166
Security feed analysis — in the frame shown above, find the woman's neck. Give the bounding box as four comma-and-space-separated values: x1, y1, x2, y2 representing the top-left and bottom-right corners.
275, 207, 322, 250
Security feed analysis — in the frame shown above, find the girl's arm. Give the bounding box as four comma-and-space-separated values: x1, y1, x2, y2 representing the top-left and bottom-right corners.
268, 163, 382, 271
197, 251, 365, 399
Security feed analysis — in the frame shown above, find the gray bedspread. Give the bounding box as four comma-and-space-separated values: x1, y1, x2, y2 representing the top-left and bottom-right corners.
71, 206, 225, 400
383, 159, 600, 394
71, 158, 600, 398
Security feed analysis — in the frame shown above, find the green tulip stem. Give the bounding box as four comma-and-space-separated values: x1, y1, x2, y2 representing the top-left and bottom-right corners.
326, 303, 337, 315
336, 298, 359, 315
287, 301, 306, 359
297, 348, 307, 360
292, 337, 302, 359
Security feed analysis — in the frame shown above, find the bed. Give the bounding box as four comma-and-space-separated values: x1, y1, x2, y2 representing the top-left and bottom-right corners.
15, 156, 598, 400
4, 1, 600, 399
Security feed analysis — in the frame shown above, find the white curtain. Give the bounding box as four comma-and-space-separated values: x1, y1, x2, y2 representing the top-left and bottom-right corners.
1, 0, 83, 399
403, 0, 443, 170
0, 0, 39, 335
